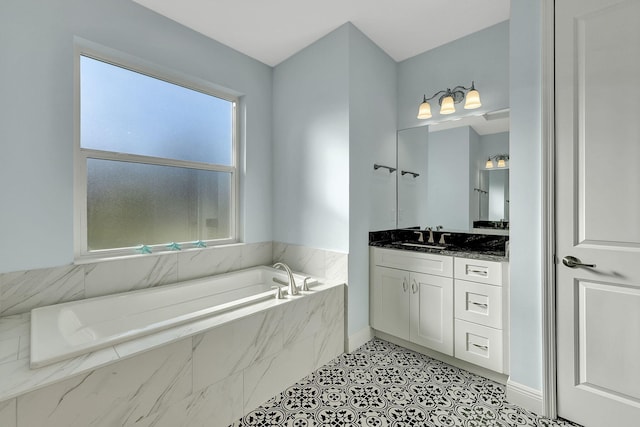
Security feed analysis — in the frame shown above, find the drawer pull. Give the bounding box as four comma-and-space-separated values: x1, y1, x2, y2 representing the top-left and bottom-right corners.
472, 343, 488, 350
467, 268, 488, 277
471, 302, 488, 309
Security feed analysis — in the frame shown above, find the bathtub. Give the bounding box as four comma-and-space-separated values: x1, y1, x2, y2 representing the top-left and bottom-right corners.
30, 266, 315, 369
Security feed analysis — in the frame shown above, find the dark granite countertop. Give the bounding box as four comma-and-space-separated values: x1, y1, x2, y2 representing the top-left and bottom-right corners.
369, 228, 509, 262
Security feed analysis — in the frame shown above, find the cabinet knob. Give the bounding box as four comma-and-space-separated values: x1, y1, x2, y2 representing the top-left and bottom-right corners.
402, 278, 408, 292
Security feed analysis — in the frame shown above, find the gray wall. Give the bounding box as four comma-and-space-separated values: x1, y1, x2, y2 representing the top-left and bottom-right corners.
272, 23, 397, 338
0, 0, 273, 273
272, 26, 350, 252
509, 1, 544, 391
348, 25, 398, 338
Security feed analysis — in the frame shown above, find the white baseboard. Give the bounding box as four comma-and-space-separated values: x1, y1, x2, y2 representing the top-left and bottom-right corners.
347, 327, 374, 352
506, 379, 543, 415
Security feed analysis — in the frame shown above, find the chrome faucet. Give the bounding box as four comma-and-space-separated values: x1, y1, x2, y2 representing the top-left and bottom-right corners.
272, 262, 299, 296
425, 227, 435, 243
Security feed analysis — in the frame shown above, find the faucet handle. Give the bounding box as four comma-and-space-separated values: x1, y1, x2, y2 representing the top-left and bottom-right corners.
302, 276, 312, 291
438, 233, 451, 245
271, 285, 284, 299
436, 225, 443, 231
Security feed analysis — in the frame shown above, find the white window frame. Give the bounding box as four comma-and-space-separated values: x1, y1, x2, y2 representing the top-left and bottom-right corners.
73, 40, 239, 261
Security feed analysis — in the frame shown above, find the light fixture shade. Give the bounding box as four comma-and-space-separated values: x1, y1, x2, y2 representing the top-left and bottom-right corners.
485, 158, 494, 169
497, 158, 506, 168
464, 89, 482, 109
440, 96, 455, 114
417, 100, 432, 119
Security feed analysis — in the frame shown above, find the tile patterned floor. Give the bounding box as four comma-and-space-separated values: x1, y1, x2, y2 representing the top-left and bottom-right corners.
230, 339, 581, 427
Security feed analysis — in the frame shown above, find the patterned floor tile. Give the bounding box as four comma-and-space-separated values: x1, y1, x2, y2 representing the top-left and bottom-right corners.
230, 339, 581, 427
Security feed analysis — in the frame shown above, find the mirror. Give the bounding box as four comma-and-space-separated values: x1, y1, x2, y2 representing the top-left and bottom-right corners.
396, 110, 509, 233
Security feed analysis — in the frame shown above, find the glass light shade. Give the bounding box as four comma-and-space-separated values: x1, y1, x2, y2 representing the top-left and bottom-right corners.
497, 158, 506, 168
485, 158, 494, 169
464, 89, 482, 109
417, 101, 432, 119
440, 96, 455, 114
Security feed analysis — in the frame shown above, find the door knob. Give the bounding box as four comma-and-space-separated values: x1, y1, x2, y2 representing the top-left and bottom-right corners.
562, 256, 596, 268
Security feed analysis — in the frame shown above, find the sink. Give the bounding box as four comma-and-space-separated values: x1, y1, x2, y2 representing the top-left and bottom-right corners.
399, 242, 446, 250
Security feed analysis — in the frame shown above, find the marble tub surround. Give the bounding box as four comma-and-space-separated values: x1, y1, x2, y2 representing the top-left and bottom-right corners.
273, 242, 348, 283
0, 241, 273, 316
369, 228, 509, 261
0, 281, 345, 427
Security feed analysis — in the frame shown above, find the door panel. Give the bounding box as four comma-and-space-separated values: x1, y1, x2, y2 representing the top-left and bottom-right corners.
372, 266, 410, 340
410, 272, 453, 355
556, 0, 640, 425
576, 0, 640, 245
577, 280, 640, 402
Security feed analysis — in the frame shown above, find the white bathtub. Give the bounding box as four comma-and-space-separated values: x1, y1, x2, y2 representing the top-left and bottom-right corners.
30, 266, 314, 369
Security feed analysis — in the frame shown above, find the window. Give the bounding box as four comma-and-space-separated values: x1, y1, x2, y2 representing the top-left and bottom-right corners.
75, 52, 238, 258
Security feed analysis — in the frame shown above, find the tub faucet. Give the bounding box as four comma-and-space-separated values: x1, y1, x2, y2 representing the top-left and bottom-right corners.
272, 262, 299, 296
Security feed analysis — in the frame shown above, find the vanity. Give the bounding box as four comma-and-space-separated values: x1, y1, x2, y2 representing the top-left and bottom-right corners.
369, 110, 511, 379
369, 229, 509, 377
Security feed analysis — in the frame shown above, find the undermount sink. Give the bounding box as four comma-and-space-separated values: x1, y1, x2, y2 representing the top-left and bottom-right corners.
399, 242, 446, 250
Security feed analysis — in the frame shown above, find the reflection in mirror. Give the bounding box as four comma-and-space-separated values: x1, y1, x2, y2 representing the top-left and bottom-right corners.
396, 110, 509, 233
478, 169, 509, 221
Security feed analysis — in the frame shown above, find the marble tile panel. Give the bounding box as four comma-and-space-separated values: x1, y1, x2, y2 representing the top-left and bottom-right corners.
192, 307, 284, 391
16, 339, 192, 427
240, 242, 273, 269
272, 242, 326, 278
0, 265, 85, 316
84, 254, 178, 298
0, 313, 30, 340
325, 250, 348, 283
0, 336, 20, 364
282, 285, 345, 348
312, 287, 345, 370
132, 371, 243, 427
177, 244, 244, 282
0, 398, 16, 427
243, 334, 315, 413
0, 346, 120, 402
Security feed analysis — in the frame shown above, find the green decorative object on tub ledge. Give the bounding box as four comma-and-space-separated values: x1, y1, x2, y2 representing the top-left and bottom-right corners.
136, 244, 152, 254
193, 240, 207, 248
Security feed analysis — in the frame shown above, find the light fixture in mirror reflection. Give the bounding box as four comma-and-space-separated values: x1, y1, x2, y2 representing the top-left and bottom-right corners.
485, 154, 509, 169
396, 109, 509, 233
417, 81, 482, 119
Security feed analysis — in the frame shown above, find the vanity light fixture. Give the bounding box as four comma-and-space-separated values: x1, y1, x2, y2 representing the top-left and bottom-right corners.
485, 154, 509, 169
417, 81, 482, 119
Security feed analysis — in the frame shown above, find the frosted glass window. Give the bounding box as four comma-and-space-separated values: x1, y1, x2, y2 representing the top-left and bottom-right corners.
81, 56, 233, 165
87, 159, 231, 250
77, 52, 237, 256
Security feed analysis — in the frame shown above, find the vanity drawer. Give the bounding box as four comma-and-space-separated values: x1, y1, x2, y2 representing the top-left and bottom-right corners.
454, 319, 504, 373
454, 257, 504, 286
454, 280, 503, 329
373, 248, 453, 277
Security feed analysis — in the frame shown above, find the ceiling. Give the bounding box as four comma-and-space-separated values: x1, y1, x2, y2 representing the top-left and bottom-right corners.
132, 0, 510, 67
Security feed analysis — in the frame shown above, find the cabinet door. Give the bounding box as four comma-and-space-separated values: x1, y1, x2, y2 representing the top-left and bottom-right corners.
410, 272, 453, 355
371, 266, 410, 340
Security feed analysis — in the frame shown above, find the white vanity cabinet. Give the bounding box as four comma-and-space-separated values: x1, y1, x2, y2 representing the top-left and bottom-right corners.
370, 247, 509, 374
453, 257, 509, 373
370, 248, 454, 356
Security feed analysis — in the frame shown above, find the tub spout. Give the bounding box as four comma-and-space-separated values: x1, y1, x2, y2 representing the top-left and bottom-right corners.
272, 262, 299, 296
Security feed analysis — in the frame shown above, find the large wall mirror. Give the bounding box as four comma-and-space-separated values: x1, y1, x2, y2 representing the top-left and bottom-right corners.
397, 109, 509, 234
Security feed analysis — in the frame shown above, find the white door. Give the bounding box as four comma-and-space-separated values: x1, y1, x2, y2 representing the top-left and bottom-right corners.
556, 1, 640, 426
409, 272, 453, 355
